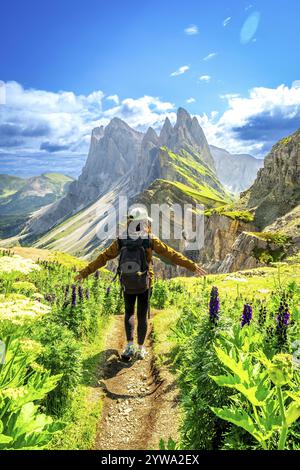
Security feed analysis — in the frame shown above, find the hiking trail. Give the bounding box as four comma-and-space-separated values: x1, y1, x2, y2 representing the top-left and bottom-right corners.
94, 313, 179, 450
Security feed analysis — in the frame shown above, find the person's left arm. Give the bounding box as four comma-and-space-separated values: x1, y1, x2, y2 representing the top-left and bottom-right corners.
152, 236, 206, 275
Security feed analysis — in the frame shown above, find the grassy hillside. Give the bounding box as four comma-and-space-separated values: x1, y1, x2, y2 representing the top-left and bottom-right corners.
0, 174, 26, 198
0, 173, 74, 238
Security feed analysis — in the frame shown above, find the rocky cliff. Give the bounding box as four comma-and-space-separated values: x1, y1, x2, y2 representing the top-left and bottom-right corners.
240, 128, 300, 229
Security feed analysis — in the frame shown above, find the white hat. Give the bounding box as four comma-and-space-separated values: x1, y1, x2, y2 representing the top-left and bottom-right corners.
128, 206, 152, 222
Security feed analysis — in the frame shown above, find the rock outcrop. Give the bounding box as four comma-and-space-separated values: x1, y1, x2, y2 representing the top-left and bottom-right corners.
240, 128, 300, 229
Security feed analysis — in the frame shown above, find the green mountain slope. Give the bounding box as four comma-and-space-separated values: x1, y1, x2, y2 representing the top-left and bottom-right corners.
0, 174, 26, 198
0, 173, 73, 238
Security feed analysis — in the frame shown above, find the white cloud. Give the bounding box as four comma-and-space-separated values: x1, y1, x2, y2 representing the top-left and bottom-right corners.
186, 97, 196, 104
0, 81, 176, 160
170, 65, 190, 77
196, 83, 300, 156
199, 75, 211, 82
184, 25, 198, 35
103, 96, 175, 130
292, 80, 300, 89
106, 94, 120, 105
223, 17, 232, 27
203, 52, 218, 61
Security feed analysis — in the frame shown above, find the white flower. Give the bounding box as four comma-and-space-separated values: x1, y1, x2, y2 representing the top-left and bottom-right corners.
0, 255, 41, 274
0, 295, 50, 323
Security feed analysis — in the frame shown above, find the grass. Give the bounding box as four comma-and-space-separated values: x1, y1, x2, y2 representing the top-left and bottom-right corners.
43, 173, 73, 183
168, 180, 227, 206
205, 206, 254, 223
49, 314, 114, 449
152, 307, 181, 367
160, 147, 229, 203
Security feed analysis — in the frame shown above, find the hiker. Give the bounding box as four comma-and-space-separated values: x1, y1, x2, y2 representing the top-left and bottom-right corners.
75, 207, 207, 361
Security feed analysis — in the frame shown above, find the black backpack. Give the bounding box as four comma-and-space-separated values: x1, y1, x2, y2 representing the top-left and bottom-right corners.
117, 236, 152, 294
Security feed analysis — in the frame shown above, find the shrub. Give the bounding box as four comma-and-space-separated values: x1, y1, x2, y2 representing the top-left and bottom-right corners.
152, 280, 170, 309
32, 320, 82, 416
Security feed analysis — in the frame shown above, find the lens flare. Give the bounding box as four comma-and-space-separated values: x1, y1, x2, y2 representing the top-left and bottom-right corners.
240, 11, 261, 44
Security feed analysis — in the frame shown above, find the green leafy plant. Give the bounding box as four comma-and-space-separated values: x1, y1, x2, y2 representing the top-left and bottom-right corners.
0, 337, 64, 449
210, 336, 300, 450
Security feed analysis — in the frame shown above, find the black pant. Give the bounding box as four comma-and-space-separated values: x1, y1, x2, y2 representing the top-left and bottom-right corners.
124, 289, 151, 345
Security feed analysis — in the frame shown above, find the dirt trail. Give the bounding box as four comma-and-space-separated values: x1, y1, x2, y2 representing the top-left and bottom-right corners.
94, 313, 179, 450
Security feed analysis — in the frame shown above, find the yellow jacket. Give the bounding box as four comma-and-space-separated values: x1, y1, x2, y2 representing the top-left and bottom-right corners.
79, 235, 197, 284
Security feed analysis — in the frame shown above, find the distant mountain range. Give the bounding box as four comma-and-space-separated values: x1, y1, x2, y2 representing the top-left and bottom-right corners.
0, 173, 73, 238
210, 145, 263, 193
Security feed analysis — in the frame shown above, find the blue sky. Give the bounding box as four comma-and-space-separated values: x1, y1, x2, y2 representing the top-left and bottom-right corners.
1, 0, 300, 177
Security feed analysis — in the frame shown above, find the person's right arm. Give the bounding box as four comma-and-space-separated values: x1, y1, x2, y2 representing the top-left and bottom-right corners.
76, 240, 120, 280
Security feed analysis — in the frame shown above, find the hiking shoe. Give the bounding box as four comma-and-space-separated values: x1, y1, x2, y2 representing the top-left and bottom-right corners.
135, 346, 146, 360
121, 344, 135, 361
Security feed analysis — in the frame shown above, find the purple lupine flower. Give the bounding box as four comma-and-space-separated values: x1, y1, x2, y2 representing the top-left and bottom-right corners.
85, 288, 90, 300
64, 285, 70, 299
71, 284, 77, 307
94, 270, 100, 280
209, 287, 220, 325
241, 304, 253, 328
276, 297, 290, 350
78, 285, 84, 301
277, 301, 290, 326
258, 304, 267, 326
106, 286, 111, 296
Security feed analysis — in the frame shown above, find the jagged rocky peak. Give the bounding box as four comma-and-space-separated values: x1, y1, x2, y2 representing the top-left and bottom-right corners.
159, 117, 173, 144
143, 126, 158, 145
105, 116, 135, 134
91, 126, 105, 140
159, 108, 215, 170
175, 107, 193, 128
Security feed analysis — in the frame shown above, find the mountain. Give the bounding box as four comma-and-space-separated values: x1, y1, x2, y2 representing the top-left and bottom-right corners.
240, 128, 300, 229
15, 108, 230, 257
0, 174, 26, 198
210, 145, 263, 193
0, 173, 73, 238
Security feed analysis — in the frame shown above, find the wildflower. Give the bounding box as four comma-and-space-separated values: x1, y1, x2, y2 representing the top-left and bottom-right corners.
71, 284, 77, 307
3, 387, 26, 400
268, 353, 293, 386
19, 339, 43, 355
94, 270, 100, 280
0, 255, 40, 274
209, 287, 220, 325
106, 287, 111, 296
241, 304, 253, 328
276, 297, 290, 351
258, 304, 267, 326
85, 288, 90, 300
78, 285, 84, 301
64, 285, 70, 299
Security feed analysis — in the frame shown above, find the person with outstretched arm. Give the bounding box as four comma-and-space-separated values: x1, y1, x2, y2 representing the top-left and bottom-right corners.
75, 207, 206, 361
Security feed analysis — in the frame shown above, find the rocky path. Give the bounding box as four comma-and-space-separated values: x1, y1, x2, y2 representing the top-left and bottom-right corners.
94, 314, 179, 450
